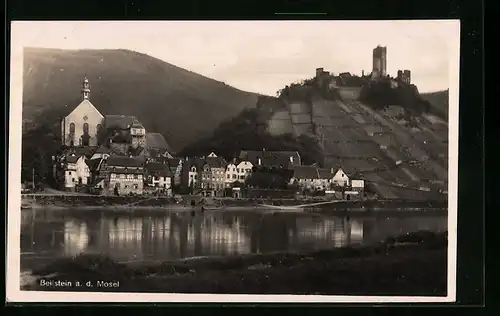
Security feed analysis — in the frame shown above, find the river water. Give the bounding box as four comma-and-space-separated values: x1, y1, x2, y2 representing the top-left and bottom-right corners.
20, 208, 447, 270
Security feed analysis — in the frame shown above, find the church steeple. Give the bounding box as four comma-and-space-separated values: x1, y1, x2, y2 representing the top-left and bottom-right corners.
82, 76, 90, 100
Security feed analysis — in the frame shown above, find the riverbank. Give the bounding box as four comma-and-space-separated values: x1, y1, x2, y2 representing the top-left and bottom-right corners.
21, 194, 447, 212
22, 231, 447, 296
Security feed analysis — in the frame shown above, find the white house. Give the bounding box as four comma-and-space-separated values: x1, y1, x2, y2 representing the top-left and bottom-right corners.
351, 179, 365, 190
60, 153, 91, 191
225, 163, 239, 187
145, 162, 172, 196
331, 168, 349, 187
188, 164, 199, 188
236, 161, 253, 182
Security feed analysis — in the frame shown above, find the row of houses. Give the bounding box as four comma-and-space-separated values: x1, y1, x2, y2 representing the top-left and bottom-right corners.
54, 146, 364, 198
50, 76, 364, 198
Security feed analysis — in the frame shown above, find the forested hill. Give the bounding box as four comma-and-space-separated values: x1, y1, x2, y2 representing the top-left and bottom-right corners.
179, 107, 325, 166
420, 90, 449, 120
23, 47, 259, 151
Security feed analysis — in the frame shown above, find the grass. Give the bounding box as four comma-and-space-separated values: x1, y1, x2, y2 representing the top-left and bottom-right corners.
24, 231, 448, 295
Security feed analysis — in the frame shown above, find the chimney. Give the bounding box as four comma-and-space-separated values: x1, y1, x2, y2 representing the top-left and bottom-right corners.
331, 167, 335, 173
258, 158, 262, 166
289, 156, 293, 163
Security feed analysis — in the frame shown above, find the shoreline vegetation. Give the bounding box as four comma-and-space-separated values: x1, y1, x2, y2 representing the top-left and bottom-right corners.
21, 195, 447, 212
21, 231, 448, 295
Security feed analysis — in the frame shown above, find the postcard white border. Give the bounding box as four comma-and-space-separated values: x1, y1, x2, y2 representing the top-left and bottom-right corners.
7, 20, 460, 303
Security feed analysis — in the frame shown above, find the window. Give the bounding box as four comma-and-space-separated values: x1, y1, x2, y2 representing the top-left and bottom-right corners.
163, 177, 166, 181
72, 178, 75, 183
237, 168, 240, 173
163, 184, 166, 188
125, 185, 129, 189
191, 167, 196, 172
232, 174, 236, 179
239, 175, 244, 180
134, 184, 138, 189
68, 171, 72, 175
194, 175, 197, 180
227, 174, 230, 179
233, 168, 236, 172
69, 123, 75, 135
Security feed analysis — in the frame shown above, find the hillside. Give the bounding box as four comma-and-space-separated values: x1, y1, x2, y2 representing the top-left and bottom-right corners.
420, 90, 449, 120
179, 106, 324, 166
22, 47, 259, 151
201, 78, 449, 200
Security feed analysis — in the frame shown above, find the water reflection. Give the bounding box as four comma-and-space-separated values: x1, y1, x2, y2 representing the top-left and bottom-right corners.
20, 210, 447, 263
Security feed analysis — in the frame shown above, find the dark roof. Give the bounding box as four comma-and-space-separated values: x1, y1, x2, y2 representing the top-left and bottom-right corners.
66, 155, 81, 164
105, 115, 142, 130
107, 168, 143, 175
167, 158, 181, 167
205, 156, 227, 168
146, 133, 170, 150
318, 168, 334, 179
131, 121, 145, 128
94, 145, 112, 154
86, 158, 102, 171
145, 162, 172, 177
183, 157, 205, 170
292, 166, 319, 179
239, 150, 301, 168
129, 146, 146, 157
105, 156, 144, 168
64, 146, 96, 158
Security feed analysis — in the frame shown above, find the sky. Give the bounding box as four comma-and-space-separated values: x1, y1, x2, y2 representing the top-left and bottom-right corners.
11, 20, 460, 96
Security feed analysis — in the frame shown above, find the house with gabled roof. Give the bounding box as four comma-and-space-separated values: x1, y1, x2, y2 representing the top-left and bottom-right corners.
103, 114, 146, 147
201, 156, 228, 196
53, 151, 91, 191
331, 167, 350, 187
290, 165, 334, 191
144, 162, 172, 196
146, 132, 173, 158
98, 155, 145, 196
181, 157, 205, 192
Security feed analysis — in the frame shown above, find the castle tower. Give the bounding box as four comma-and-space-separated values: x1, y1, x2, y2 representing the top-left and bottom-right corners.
372, 45, 387, 79
82, 76, 90, 100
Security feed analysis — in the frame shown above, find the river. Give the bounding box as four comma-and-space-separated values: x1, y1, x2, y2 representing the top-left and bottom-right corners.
20, 208, 447, 270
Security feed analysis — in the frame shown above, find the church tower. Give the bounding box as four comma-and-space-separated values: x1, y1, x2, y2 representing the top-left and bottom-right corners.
82, 76, 90, 100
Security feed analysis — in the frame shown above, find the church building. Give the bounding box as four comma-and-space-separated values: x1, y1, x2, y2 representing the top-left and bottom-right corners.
60, 77, 104, 147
